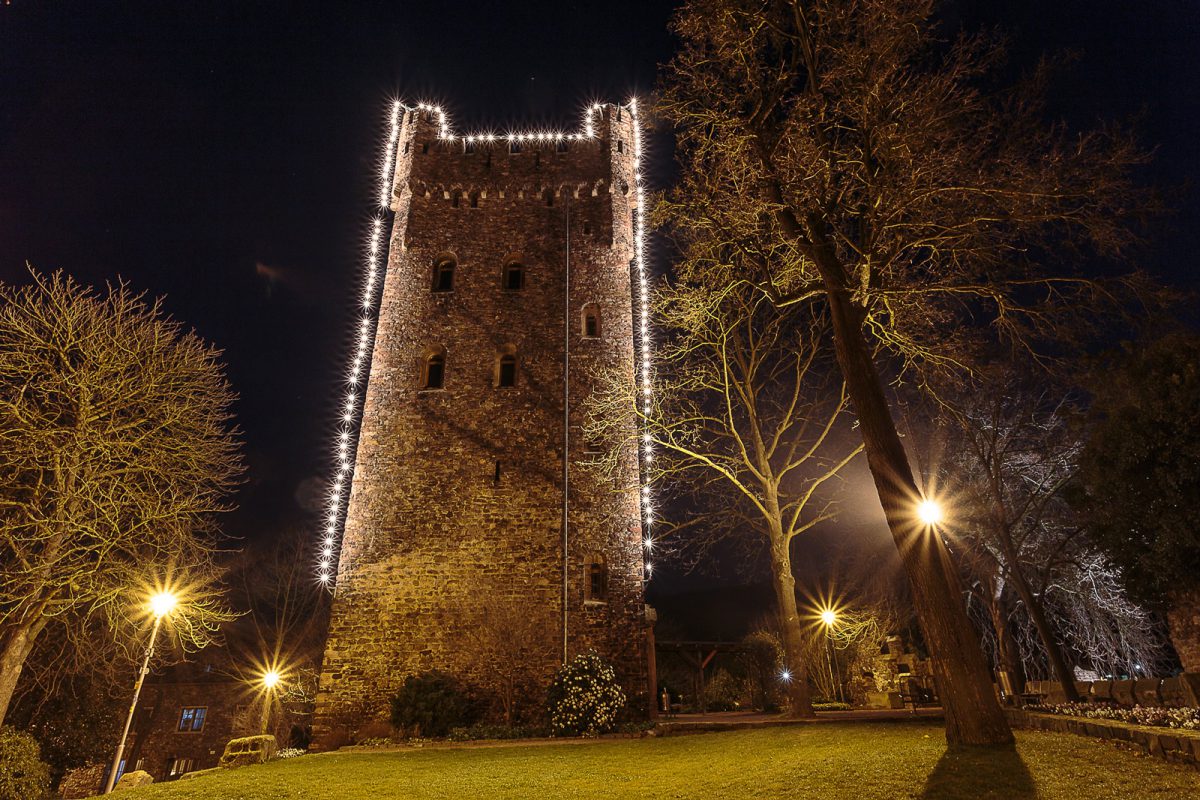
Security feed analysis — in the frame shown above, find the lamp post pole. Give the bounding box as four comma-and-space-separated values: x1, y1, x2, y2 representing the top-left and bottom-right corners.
103, 614, 165, 793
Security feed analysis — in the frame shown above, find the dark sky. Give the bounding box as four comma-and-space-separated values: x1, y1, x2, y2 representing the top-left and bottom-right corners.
2, 1, 1197, 591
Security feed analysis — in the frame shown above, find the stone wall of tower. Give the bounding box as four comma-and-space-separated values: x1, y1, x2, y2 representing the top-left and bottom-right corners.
313, 106, 647, 745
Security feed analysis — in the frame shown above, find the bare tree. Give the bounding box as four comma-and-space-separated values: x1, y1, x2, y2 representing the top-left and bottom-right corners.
224, 527, 331, 745
0, 270, 243, 724
659, 0, 1153, 744
589, 278, 860, 717
931, 370, 1167, 694
461, 594, 558, 725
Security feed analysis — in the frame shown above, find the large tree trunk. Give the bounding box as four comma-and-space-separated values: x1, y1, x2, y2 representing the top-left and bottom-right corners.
1166, 589, 1200, 673
0, 616, 48, 726
769, 542, 815, 718
823, 287, 1012, 746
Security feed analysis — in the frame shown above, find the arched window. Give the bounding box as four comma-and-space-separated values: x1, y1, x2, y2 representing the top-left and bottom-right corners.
502, 259, 525, 292
432, 253, 456, 293
451, 190, 462, 208
496, 346, 517, 388
468, 191, 480, 208
585, 554, 608, 603
543, 188, 555, 207
422, 348, 446, 390
582, 304, 601, 338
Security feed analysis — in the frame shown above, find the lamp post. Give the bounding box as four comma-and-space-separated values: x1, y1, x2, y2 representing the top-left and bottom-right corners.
103, 591, 177, 793
260, 670, 281, 735
820, 609, 844, 704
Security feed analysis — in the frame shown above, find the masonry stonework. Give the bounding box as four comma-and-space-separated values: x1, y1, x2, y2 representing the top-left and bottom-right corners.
313, 105, 648, 745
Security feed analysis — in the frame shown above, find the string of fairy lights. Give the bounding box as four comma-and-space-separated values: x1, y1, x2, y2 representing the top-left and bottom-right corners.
317, 99, 657, 587
317, 100, 401, 585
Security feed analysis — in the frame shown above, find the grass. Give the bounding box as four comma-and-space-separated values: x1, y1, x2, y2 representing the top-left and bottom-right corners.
121, 721, 1199, 799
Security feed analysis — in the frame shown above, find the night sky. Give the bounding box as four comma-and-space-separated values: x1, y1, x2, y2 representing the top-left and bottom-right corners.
2, 1, 1197, 593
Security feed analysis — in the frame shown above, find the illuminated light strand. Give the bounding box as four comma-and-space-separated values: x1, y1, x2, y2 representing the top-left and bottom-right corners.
412, 101, 605, 146
628, 97, 657, 582
319, 99, 654, 587
318, 100, 402, 586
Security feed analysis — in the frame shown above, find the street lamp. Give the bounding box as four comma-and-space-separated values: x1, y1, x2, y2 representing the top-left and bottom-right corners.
819, 607, 845, 704
917, 499, 943, 526
104, 590, 178, 793
260, 669, 283, 734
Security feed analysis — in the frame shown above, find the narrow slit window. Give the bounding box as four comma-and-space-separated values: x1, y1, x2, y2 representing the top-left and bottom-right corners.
432, 254, 455, 292
497, 352, 516, 388
469, 191, 479, 208
494, 460, 502, 484
503, 260, 525, 292
451, 190, 461, 208
617, 140, 625, 153
423, 351, 445, 389
582, 304, 601, 338
585, 555, 608, 603
544, 188, 555, 207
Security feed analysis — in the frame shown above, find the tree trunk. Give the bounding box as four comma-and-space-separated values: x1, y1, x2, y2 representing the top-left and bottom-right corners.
823, 287, 1012, 746
770, 543, 815, 718
1166, 589, 1200, 673
0, 616, 48, 726
999, 537, 1079, 702
988, 584, 1026, 697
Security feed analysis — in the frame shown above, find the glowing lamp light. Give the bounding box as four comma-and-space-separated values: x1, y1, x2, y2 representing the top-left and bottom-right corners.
820, 608, 837, 627
779, 669, 792, 683
262, 670, 282, 690
918, 499, 943, 526
149, 592, 178, 619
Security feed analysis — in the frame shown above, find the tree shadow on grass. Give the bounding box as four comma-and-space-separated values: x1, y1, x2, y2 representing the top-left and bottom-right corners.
920, 744, 1036, 800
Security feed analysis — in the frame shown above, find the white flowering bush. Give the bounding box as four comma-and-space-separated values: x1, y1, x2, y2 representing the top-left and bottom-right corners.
1045, 702, 1200, 730
545, 652, 626, 737
276, 747, 307, 759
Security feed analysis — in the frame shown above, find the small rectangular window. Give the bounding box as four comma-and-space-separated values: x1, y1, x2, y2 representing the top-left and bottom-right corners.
177, 707, 206, 732
498, 356, 516, 388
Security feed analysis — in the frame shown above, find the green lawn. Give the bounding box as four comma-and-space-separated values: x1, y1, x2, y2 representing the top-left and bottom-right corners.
120, 722, 1198, 799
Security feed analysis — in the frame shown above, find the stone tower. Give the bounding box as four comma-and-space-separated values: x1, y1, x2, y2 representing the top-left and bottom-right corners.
313, 103, 649, 744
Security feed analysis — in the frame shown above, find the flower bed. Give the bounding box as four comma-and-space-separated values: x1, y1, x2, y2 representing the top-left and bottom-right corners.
1044, 701, 1200, 730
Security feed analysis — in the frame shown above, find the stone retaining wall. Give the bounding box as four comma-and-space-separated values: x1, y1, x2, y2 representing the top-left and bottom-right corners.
1006, 708, 1200, 768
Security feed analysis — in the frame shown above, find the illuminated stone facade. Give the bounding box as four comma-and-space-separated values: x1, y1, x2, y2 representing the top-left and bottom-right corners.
313, 106, 648, 745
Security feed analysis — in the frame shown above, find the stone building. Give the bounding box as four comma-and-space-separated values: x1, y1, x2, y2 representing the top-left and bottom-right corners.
119, 661, 248, 785
313, 103, 651, 745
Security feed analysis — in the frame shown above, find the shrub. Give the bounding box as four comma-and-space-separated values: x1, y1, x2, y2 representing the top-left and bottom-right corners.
0, 727, 50, 800
447, 723, 550, 742
545, 652, 626, 737
390, 671, 477, 738
701, 668, 741, 712
813, 702, 852, 711
1045, 702, 1200, 730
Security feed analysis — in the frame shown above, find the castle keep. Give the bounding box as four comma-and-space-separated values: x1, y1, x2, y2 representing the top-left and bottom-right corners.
314, 103, 650, 743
